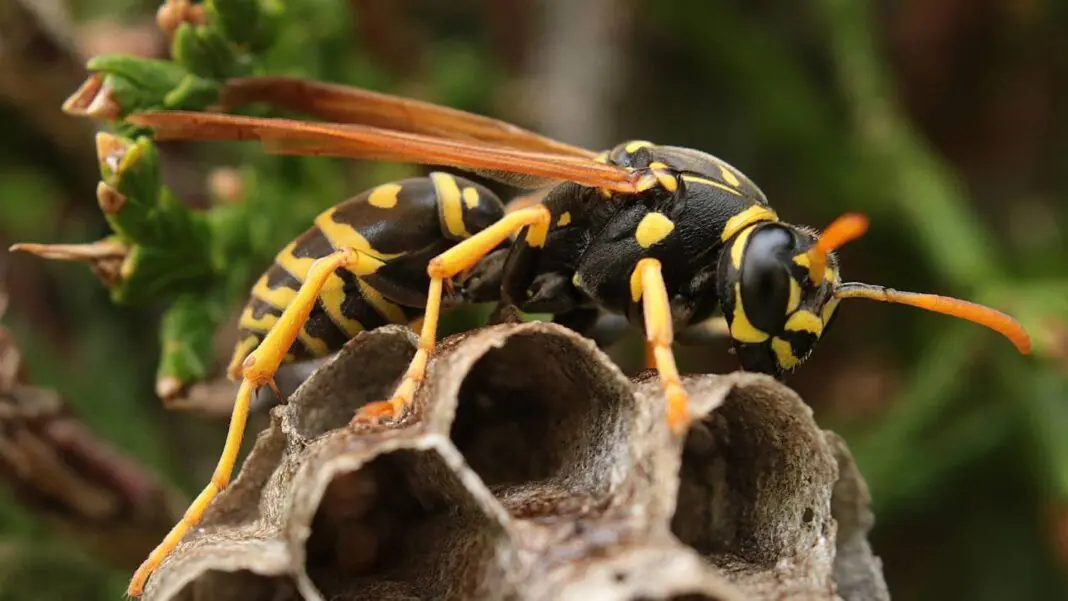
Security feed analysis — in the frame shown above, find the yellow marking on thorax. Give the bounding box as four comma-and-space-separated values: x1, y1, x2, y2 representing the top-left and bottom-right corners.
594, 151, 609, 164
357, 278, 408, 325
368, 183, 402, 209
680, 174, 742, 197
717, 162, 741, 187
251, 273, 298, 309
787, 278, 801, 314
630, 266, 644, 302
730, 283, 769, 343
430, 172, 471, 238
636, 212, 675, 248
625, 140, 653, 153
462, 187, 480, 209
647, 161, 678, 192
785, 310, 823, 336
721, 205, 778, 242
313, 210, 400, 265
730, 225, 756, 269
557, 211, 572, 227
772, 337, 800, 369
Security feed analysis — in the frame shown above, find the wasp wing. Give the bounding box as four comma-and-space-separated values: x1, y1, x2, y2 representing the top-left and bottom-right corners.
127, 111, 645, 192
221, 76, 596, 158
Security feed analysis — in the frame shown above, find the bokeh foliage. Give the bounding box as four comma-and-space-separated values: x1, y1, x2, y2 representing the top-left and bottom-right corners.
0, 1, 1066, 600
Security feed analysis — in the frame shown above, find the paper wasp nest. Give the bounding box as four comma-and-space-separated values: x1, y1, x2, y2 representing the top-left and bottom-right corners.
144, 322, 890, 601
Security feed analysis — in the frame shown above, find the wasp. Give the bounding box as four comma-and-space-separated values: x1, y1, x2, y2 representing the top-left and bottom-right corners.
81, 76, 1029, 595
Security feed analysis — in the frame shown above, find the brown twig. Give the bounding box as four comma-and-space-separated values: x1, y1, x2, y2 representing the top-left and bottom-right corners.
0, 319, 186, 570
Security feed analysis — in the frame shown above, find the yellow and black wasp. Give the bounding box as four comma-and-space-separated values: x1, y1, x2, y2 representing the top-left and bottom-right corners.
100, 76, 1030, 595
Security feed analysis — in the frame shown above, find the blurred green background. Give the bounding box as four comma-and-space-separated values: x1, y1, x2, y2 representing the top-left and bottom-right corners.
0, 0, 1066, 599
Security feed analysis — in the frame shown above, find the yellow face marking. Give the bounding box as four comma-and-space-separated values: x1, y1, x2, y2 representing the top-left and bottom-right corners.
625, 140, 653, 153
787, 277, 801, 314
251, 274, 297, 310
721, 205, 779, 242
679, 174, 742, 197
730, 283, 769, 343
772, 337, 800, 369
793, 254, 811, 269
718, 162, 741, 187
367, 183, 402, 209
785, 310, 823, 336
630, 266, 643, 302
430, 172, 471, 238
821, 296, 840, 325
594, 151, 609, 164
358, 278, 408, 325
557, 211, 572, 227
314, 210, 400, 265
730, 225, 756, 270
462, 186, 480, 209
648, 161, 670, 170
635, 212, 675, 248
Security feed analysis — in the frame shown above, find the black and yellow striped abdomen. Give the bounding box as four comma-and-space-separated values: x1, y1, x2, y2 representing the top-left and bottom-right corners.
228, 173, 507, 376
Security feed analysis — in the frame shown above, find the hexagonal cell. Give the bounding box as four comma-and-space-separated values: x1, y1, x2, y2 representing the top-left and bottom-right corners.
169, 571, 301, 601
542, 543, 746, 601
440, 323, 638, 515
287, 326, 417, 440
668, 373, 838, 566
292, 439, 516, 601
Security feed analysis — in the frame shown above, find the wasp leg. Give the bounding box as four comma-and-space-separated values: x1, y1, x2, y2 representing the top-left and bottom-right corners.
633, 258, 691, 436
128, 248, 370, 597
352, 205, 552, 424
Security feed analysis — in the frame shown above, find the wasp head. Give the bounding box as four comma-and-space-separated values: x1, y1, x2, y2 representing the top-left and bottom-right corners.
716, 212, 1031, 378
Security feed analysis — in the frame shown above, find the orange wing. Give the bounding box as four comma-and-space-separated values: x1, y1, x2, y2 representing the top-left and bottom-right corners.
127, 111, 648, 193
220, 76, 595, 158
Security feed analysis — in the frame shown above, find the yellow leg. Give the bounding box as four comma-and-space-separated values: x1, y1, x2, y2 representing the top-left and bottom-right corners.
352, 206, 552, 424
128, 248, 369, 596
634, 258, 691, 436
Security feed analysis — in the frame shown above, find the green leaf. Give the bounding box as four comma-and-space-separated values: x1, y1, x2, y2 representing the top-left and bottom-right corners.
158, 294, 227, 387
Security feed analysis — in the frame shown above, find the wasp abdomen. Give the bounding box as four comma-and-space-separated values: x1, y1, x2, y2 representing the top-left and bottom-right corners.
229, 174, 506, 374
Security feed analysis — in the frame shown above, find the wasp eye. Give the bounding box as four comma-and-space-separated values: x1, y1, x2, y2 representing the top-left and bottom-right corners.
739, 226, 794, 334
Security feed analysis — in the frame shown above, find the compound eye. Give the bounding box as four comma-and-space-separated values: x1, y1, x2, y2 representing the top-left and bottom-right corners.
739, 226, 794, 334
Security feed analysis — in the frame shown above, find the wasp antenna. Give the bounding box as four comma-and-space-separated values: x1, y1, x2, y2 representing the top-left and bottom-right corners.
835, 282, 1032, 354
802, 213, 869, 285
